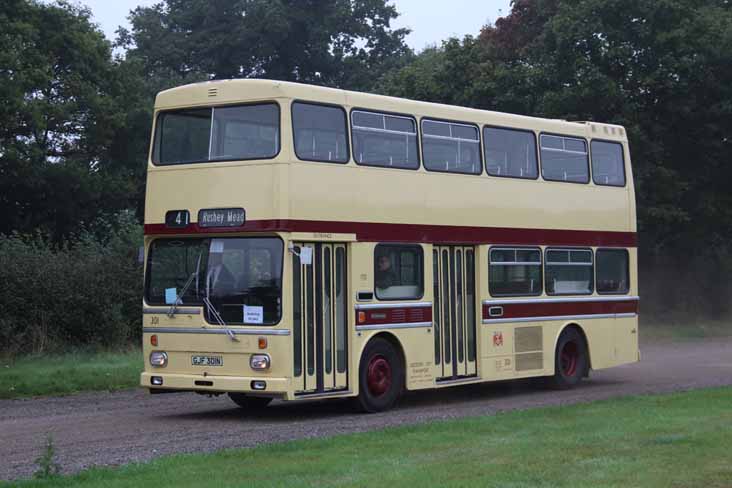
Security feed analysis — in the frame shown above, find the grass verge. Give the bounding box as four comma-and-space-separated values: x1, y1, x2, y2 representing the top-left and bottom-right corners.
641, 317, 732, 342
0, 319, 726, 399
0, 349, 142, 399
9, 387, 732, 487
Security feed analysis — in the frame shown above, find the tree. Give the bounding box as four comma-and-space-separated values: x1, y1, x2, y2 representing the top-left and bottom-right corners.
376, 37, 495, 108
380, 0, 732, 255
507, 0, 732, 253
0, 0, 139, 240
117, 0, 413, 91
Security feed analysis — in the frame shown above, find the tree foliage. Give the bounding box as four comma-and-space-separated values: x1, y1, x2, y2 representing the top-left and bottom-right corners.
118, 0, 413, 90
382, 0, 732, 255
0, 0, 143, 240
1, 0, 732, 346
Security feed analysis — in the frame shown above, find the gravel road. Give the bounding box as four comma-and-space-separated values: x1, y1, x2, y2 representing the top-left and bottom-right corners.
2, 338, 731, 481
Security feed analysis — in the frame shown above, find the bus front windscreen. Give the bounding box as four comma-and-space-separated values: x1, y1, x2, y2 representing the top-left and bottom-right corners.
145, 237, 283, 325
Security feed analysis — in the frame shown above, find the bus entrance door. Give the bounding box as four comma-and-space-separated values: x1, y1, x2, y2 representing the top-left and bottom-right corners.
433, 246, 478, 381
292, 243, 349, 395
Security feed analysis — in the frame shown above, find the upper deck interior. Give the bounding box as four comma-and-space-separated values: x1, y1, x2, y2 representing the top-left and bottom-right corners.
145, 79, 635, 238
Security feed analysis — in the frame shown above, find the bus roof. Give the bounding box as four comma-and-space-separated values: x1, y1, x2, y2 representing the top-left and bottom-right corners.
154, 79, 628, 143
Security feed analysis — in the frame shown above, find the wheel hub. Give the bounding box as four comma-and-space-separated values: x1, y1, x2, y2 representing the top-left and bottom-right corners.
560, 341, 579, 377
366, 354, 392, 397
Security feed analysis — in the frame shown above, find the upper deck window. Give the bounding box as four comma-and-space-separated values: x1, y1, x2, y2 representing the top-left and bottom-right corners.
352, 110, 419, 169
422, 119, 481, 175
540, 134, 590, 183
292, 102, 349, 163
484, 127, 538, 179
591, 140, 626, 187
152, 103, 279, 165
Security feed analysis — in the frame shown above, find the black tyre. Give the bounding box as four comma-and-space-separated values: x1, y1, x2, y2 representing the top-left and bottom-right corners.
549, 327, 589, 389
356, 337, 404, 413
228, 393, 273, 410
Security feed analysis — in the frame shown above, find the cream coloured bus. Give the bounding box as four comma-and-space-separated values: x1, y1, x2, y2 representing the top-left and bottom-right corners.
141, 79, 638, 412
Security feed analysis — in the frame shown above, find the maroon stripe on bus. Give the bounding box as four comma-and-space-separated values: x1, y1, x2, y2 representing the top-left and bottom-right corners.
482, 299, 639, 320
356, 306, 432, 326
144, 219, 637, 247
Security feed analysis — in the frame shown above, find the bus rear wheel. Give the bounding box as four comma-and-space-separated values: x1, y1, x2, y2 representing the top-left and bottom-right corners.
356, 338, 404, 413
549, 327, 588, 389
228, 393, 272, 410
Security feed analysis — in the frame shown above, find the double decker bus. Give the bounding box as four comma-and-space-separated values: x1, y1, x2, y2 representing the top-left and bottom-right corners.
141, 79, 639, 412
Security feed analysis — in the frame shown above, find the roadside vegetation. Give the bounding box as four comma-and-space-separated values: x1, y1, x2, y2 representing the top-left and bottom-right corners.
0, 349, 141, 399
1, 0, 732, 384
642, 319, 732, 342
1, 316, 728, 400
7, 387, 732, 487
0, 214, 142, 359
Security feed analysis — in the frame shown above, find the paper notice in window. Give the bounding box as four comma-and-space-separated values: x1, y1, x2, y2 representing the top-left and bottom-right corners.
243, 305, 264, 324
210, 239, 224, 254
165, 288, 177, 304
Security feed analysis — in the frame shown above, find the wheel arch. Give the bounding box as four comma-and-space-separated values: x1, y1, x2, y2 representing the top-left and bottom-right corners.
356, 332, 407, 387
553, 322, 592, 372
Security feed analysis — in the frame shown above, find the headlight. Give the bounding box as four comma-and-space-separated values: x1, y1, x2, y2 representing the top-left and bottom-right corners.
149, 351, 168, 367
250, 354, 270, 370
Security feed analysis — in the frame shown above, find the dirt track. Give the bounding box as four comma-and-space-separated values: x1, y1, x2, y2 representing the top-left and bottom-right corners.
2, 338, 731, 481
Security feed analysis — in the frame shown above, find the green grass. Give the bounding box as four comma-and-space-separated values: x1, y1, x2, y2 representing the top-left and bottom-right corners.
0, 318, 725, 400
10, 387, 732, 487
0, 349, 142, 399
641, 318, 732, 342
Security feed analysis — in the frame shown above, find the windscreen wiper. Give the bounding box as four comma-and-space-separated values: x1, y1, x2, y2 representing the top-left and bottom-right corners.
203, 296, 239, 342
167, 271, 197, 318
167, 248, 205, 318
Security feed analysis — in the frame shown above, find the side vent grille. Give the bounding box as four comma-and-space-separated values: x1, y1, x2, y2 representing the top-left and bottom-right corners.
516, 352, 543, 371
515, 326, 543, 372
207, 88, 218, 98
515, 326, 542, 353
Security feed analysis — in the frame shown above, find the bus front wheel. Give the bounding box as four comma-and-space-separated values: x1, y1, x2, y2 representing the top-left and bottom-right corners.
549, 327, 588, 389
356, 337, 404, 413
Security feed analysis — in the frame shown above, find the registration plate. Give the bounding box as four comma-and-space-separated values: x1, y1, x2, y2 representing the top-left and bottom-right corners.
191, 355, 223, 367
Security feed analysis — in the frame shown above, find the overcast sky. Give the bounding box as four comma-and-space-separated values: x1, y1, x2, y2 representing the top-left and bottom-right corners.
76, 0, 512, 51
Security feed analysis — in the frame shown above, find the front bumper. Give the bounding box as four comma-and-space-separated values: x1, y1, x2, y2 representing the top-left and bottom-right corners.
140, 372, 290, 397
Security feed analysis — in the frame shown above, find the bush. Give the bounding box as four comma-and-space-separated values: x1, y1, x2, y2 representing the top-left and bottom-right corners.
640, 251, 732, 322
0, 212, 143, 358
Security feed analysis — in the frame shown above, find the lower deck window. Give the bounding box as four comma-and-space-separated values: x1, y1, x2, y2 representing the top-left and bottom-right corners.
489, 247, 542, 296
596, 249, 630, 294
374, 244, 424, 300
545, 248, 593, 295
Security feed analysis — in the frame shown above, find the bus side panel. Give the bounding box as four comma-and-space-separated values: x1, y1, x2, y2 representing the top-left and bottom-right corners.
614, 315, 640, 366
351, 329, 436, 392
349, 243, 437, 393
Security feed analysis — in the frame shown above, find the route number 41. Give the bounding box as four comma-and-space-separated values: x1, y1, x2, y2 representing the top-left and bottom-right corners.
165, 210, 190, 228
